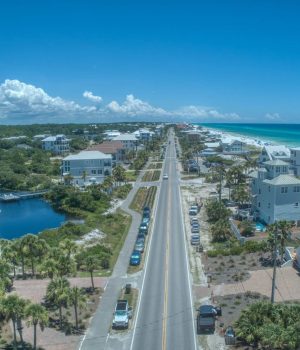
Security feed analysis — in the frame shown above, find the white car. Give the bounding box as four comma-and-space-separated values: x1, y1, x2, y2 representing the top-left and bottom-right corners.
163, 174, 168, 180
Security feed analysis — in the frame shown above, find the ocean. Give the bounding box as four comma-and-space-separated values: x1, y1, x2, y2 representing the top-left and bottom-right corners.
199, 123, 300, 147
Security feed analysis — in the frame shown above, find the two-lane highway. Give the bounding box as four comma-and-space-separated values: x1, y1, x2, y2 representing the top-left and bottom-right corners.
130, 130, 197, 350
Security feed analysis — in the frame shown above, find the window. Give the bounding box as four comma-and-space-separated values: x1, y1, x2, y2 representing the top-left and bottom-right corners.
91, 170, 96, 175
268, 186, 271, 192
295, 203, 299, 208
294, 186, 300, 192
276, 166, 280, 173
258, 189, 261, 194
98, 169, 102, 174
258, 202, 261, 207
281, 187, 288, 193
268, 203, 271, 208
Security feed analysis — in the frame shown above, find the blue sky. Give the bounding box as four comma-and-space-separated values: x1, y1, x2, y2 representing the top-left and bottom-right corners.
0, 0, 300, 124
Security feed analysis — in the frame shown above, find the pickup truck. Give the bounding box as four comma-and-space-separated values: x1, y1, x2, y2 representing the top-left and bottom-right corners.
112, 300, 133, 329
196, 305, 216, 334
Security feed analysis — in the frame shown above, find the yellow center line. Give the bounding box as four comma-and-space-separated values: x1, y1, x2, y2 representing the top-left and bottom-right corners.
162, 145, 172, 350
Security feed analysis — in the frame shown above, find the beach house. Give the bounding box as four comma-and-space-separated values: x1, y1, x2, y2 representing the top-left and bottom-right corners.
62, 151, 112, 186
112, 133, 138, 150
250, 159, 300, 225
221, 139, 248, 155
42, 134, 70, 155
258, 145, 290, 164
290, 147, 300, 176
87, 141, 125, 165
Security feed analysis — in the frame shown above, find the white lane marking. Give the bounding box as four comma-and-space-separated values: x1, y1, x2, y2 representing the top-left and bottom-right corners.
178, 150, 198, 350
129, 158, 164, 350
78, 331, 87, 350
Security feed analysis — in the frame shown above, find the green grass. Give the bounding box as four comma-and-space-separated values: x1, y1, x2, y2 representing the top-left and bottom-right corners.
142, 170, 161, 182
130, 186, 157, 213
125, 170, 139, 181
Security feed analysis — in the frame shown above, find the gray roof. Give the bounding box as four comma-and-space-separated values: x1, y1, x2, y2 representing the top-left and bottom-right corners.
63, 151, 111, 161
264, 159, 290, 166
264, 174, 300, 186
248, 170, 258, 178
113, 133, 138, 141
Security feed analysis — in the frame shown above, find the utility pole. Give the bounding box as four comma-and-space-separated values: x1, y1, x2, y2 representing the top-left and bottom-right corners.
271, 221, 278, 304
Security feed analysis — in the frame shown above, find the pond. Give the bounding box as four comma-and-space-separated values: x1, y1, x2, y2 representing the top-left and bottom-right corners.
0, 198, 66, 239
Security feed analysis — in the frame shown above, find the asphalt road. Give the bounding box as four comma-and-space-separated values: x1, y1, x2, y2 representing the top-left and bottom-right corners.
130, 131, 197, 350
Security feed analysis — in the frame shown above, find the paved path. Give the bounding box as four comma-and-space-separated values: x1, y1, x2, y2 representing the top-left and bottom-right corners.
78, 160, 159, 349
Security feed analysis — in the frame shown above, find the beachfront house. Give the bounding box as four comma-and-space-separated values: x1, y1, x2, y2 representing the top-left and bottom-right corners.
258, 145, 290, 164
62, 151, 112, 186
42, 134, 70, 155
290, 147, 300, 176
221, 139, 248, 155
112, 133, 138, 150
250, 159, 300, 225
87, 141, 125, 165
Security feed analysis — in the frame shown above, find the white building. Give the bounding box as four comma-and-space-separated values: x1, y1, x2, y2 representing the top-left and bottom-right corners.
259, 145, 290, 164
250, 159, 300, 225
42, 134, 70, 155
113, 133, 138, 150
290, 147, 300, 176
103, 130, 121, 140
222, 139, 248, 155
62, 151, 112, 186
133, 128, 154, 141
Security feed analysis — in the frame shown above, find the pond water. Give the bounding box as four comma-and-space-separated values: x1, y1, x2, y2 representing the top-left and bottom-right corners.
0, 198, 66, 239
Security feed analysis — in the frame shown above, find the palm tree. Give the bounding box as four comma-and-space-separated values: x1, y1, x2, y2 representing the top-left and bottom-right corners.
211, 219, 231, 242
68, 286, 87, 329
59, 238, 77, 259
22, 234, 49, 277
1, 240, 18, 278
25, 303, 48, 350
0, 258, 13, 291
112, 165, 126, 186
85, 256, 98, 291
46, 277, 70, 328
39, 258, 58, 279
14, 238, 27, 279
278, 220, 292, 264
231, 184, 250, 207
0, 294, 28, 349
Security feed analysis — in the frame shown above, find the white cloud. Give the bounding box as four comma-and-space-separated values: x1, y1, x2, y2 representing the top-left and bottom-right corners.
83, 90, 102, 103
265, 112, 281, 120
0, 79, 95, 122
0, 79, 240, 124
106, 94, 170, 116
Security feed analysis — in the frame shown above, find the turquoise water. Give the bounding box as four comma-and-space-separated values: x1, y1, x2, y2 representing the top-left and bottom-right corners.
0, 198, 66, 239
199, 123, 300, 147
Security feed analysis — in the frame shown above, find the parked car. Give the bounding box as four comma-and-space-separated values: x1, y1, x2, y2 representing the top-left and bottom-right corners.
137, 232, 145, 241
189, 208, 198, 216
134, 239, 145, 253
112, 300, 133, 329
190, 217, 199, 225
142, 217, 150, 226
143, 206, 151, 216
191, 234, 200, 245
130, 250, 141, 266
196, 305, 216, 334
191, 222, 200, 229
191, 226, 200, 234
139, 223, 148, 234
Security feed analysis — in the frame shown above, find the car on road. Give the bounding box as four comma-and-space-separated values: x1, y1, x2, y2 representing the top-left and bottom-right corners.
112, 300, 133, 329
191, 234, 200, 245
134, 239, 145, 253
130, 250, 141, 266
163, 174, 168, 180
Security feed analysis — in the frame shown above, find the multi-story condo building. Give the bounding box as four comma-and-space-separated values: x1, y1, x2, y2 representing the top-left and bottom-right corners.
250, 159, 300, 225
290, 147, 300, 176
258, 145, 290, 164
113, 133, 138, 150
42, 134, 70, 155
62, 151, 112, 186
